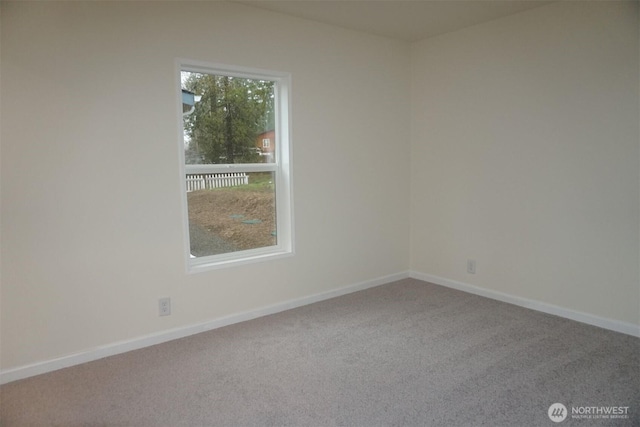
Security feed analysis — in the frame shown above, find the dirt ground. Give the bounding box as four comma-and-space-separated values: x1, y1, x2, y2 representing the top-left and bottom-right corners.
187, 188, 276, 256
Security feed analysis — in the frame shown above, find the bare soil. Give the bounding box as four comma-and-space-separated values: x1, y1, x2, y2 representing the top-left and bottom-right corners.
187, 188, 276, 256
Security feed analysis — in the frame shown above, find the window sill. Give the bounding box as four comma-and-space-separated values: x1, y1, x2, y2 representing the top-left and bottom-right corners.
187, 247, 294, 274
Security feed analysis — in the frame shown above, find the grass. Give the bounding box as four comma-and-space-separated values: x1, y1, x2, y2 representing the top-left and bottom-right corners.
213, 172, 274, 193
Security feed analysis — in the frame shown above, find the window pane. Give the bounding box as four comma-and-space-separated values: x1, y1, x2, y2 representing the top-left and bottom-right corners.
182, 72, 276, 165
187, 171, 277, 257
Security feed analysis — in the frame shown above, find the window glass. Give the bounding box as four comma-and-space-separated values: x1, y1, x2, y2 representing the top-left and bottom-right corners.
187, 171, 276, 257
182, 72, 276, 165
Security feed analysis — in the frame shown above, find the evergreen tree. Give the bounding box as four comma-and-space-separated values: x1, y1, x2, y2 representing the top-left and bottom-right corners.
182, 72, 275, 164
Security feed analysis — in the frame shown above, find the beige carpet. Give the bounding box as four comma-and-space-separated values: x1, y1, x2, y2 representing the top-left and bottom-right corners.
1, 278, 638, 426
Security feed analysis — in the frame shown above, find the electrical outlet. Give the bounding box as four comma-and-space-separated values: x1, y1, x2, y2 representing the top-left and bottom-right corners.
159, 297, 171, 316
467, 259, 476, 274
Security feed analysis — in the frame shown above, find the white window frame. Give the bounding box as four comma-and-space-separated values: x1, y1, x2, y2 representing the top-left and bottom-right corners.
176, 59, 294, 273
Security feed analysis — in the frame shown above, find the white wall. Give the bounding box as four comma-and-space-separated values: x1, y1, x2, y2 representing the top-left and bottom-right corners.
410, 1, 639, 326
0, 1, 410, 370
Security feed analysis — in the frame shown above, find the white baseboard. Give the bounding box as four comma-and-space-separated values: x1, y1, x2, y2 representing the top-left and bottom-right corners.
409, 270, 640, 338
4, 270, 635, 384
0, 271, 410, 385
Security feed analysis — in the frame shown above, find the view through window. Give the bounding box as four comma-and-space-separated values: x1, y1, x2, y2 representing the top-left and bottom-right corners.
179, 62, 292, 270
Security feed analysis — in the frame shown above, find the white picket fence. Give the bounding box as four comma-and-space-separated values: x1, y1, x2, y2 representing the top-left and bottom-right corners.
186, 173, 248, 192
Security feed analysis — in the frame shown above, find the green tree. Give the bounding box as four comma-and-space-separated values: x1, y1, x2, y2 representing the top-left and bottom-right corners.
183, 72, 274, 164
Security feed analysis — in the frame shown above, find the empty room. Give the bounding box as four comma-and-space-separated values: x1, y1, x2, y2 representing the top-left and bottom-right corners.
1, 0, 638, 425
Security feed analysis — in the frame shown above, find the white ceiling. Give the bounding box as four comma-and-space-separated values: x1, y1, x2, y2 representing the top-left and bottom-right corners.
237, 1, 556, 42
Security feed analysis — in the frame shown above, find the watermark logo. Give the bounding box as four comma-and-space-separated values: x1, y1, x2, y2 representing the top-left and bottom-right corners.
571, 405, 630, 420
547, 403, 631, 422
548, 403, 568, 423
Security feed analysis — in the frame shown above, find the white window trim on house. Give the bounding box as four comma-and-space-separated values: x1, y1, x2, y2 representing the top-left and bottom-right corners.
176, 59, 294, 273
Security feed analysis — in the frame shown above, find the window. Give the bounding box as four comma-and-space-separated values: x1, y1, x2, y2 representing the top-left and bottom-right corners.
177, 60, 293, 272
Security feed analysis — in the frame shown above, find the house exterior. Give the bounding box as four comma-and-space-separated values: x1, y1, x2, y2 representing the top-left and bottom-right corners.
255, 129, 275, 163
182, 89, 195, 114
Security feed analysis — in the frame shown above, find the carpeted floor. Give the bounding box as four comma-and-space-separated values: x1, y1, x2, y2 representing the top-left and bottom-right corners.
1, 278, 638, 426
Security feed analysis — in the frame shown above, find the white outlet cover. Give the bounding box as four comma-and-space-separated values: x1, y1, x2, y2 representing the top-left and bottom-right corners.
159, 297, 171, 316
